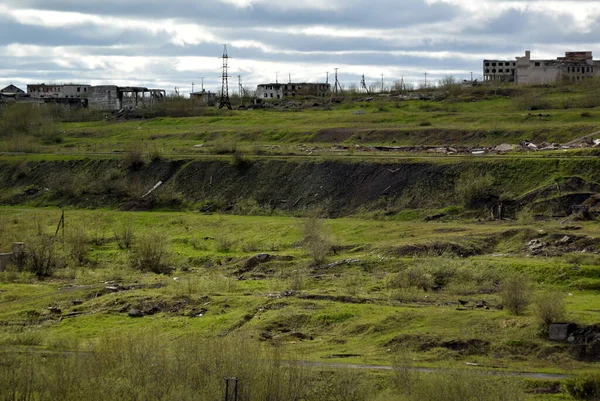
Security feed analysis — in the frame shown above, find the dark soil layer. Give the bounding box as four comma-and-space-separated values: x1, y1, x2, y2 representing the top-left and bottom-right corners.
2, 157, 600, 217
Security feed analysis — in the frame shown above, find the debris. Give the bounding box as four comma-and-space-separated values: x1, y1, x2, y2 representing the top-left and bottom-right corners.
494, 143, 519, 153
558, 236, 572, 244
317, 259, 361, 269
549, 323, 578, 342
128, 309, 144, 318
141, 181, 163, 199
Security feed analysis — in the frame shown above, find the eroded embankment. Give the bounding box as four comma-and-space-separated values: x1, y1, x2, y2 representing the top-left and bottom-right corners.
1, 157, 600, 216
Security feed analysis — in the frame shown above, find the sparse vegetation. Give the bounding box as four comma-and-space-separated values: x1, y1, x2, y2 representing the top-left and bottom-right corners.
456, 170, 496, 209
4, 83, 600, 399
533, 290, 566, 328
302, 217, 331, 266
129, 231, 171, 274
500, 274, 531, 316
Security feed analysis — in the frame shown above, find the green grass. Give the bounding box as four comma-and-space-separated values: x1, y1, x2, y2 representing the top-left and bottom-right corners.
3, 84, 600, 158
1, 207, 600, 381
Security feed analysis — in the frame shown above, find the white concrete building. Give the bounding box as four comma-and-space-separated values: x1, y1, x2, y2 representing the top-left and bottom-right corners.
256, 83, 330, 99
27, 83, 91, 99
484, 51, 600, 85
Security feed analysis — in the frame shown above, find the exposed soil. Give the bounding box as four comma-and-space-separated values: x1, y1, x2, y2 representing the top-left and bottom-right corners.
2, 158, 600, 218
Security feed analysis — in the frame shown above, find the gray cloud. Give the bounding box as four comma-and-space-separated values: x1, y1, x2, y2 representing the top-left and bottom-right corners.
1, 0, 600, 92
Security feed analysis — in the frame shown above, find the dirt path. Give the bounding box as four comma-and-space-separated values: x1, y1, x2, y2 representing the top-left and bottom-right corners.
1, 347, 567, 380
297, 361, 567, 380
564, 130, 600, 146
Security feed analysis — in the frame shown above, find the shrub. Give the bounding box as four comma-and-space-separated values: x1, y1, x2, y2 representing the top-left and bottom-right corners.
456, 170, 496, 209
0, 103, 58, 139
147, 144, 163, 161
513, 91, 551, 111
533, 290, 566, 328
302, 218, 331, 266
123, 141, 145, 170
212, 135, 237, 154
114, 220, 135, 249
67, 226, 89, 266
500, 274, 531, 315
129, 231, 171, 274
288, 268, 309, 291
26, 234, 59, 277
564, 374, 600, 400
392, 366, 525, 401
516, 206, 535, 225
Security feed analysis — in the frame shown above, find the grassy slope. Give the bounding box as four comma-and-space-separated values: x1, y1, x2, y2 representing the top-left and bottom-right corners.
1, 85, 599, 156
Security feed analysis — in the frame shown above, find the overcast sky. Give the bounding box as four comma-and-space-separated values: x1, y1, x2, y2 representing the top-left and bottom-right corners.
1, 0, 600, 95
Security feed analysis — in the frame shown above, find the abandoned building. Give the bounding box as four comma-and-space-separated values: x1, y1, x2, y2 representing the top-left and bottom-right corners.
484, 51, 600, 84
88, 86, 166, 111
0, 84, 29, 103
256, 82, 330, 99
1, 84, 25, 96
27, 83, 91, 99
190, 90, 217, 106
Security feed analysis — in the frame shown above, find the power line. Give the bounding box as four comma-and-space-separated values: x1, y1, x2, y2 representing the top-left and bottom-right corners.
333, 68, 343, 95
360, 74, 369, 94
218, 44, 232, 110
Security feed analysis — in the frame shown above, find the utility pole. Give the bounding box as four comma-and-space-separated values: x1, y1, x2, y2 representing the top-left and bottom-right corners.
199, 77, 205, 92
238, 75, 244, 105
191, 82, 195, 94
275, 72, 279, 84
334, 68, 342, 95
424, 71, 428, 89
361, 74, 369, 94
218, 44, 232, 110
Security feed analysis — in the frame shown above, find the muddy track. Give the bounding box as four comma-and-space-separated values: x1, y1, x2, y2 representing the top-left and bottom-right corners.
0, 347, 567, 380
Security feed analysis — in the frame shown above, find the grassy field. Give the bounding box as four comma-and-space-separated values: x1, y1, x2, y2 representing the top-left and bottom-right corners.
1, 83, 600, 157
2, 83, 600, 400
1, 207, 600, 400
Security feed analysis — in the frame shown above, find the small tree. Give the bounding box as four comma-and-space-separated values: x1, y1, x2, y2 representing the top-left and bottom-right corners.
67, 226, 89, 266
302, 217, 331, 266
130, 232, 172, 274
26, 234, 58, 277
500, 274, 531, 315
114, 220, 135, 249
533, 290, 566, 328
456, 170, 496, 209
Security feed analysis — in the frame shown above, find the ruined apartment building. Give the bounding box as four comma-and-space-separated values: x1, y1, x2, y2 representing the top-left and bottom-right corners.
256, 83, 331, 99
88, 86, 166, 111
484, 51, 600, 85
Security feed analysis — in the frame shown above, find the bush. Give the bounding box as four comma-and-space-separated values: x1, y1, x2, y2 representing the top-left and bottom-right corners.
0, 334, 311, 401
114, 220, 135, 249
123, 141, 145, 170
302, 218, 331, 266
129, 231, 171, 274
533, 290, 566, 328
0, 103, 58, 139
147, 144, 163, 161
500, 274, 531, 315
564, 374, 600, 400
67, 226, 89, 266
392, 352, 525, 401
456, 170, 496, 209
26, 234, 60, 277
